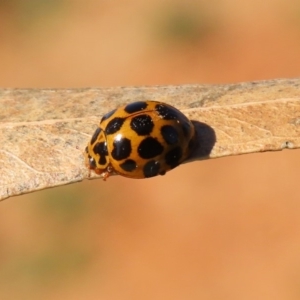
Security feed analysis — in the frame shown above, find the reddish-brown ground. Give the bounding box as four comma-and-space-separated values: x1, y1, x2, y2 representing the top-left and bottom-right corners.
1, 1, 300, 299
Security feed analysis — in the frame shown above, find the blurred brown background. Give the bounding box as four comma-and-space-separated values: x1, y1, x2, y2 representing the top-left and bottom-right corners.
1, 0, 300, 299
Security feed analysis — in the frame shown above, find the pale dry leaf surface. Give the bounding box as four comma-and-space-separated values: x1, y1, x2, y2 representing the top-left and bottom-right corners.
0, 78, 299, 200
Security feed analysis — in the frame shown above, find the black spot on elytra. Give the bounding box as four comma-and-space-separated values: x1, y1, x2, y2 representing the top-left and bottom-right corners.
90, 127, 102, 145
130, 114, 154, 136
138, 137, 164, 159
105, 117, 125, 135
98, 156, 107, 166
101, 109, 117, 123
161, 125, 179, 145
119, 159, 137, 172
165, 147, 182, 168
111, 137, 131, 160
143, 160, 160, 178
124, 101, 148, 114
93, 142, 108, 166
155, 104, 181, 120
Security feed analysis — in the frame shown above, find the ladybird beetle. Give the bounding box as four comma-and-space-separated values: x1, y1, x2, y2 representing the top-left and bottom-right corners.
85, 101, 196, 179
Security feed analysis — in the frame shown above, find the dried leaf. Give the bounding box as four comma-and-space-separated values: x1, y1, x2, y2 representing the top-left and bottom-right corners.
1, 79, 299, 200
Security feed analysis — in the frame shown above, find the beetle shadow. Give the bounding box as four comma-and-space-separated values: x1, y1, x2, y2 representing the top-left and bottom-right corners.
185, 120, 216, 163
